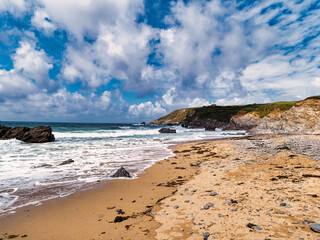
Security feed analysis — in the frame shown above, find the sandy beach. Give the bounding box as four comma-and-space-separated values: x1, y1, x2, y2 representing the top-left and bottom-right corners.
1, 134, 320, 240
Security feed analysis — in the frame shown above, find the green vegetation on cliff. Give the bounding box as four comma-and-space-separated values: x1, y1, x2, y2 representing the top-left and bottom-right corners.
254, 101, 298, 118
151, 100, 298, 125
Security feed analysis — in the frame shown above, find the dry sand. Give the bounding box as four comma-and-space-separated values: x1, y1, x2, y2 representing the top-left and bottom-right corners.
1, 135, 320, 240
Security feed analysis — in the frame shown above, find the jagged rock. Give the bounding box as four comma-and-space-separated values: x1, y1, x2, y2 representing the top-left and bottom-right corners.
0, 125, 11, 138
111, 167, 131, 178
256, 98, 320, 134
140, 122, 146, 125
159, 128, 176, 133
0, 125, 55, 143
114, 216, 129, 223
59, 159, 74, 165
181, 119, 227, 130
224, 111, 262, 130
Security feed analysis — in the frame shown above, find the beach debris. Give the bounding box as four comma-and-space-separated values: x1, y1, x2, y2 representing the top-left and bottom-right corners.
114, 216, 130, 223
8, 235, 19, 239
111, 167, 131, 178
159, 128, 176, 133
302, 174, 320, 178
59, 159, 74, 165
310, 223, 320, 233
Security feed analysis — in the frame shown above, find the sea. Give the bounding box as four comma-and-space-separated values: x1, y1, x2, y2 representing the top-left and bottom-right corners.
0, 121, 247, 215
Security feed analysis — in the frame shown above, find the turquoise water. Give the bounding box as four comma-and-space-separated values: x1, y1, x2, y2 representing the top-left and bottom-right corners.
0, 121, 246, 215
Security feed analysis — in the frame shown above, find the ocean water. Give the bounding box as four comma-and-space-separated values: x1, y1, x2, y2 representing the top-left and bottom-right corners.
0, 121, 246, 215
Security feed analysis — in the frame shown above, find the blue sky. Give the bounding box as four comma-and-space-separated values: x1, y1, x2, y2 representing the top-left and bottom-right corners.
0, 0, 319, 123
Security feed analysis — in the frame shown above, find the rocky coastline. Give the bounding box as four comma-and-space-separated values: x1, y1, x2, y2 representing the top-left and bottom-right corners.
150, 96, 320, 134
0, 125, 55, 143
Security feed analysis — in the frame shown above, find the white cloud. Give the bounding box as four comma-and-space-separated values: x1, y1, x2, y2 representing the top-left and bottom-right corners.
35, 0, 144, 39
31, 8, 57, 35
0, 0, 27, 17
0, 69, 35, 101
129, 101, 166, 118
12, 40, 56, 92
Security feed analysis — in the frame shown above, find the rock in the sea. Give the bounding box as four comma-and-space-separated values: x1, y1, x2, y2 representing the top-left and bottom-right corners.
59, 159, 74, 166
310, 223, 320, 233
159, 128, 176, 133
140, 122, 146, 125
111, 167, 131, 178
0, 125, 55, 143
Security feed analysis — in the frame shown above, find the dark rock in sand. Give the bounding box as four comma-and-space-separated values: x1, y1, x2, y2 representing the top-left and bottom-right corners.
305, 218, 315, 224
203, 232, 210, 238
59, 159, 74, 165
210, 192, 218, 196
114, 216, 130, 223
111, 167, 131, 178
116, 209, 125, 214
159, 128, 176, 133
310, 223, 320, 233
246, 223, 257, 229
0, 125, 55, 143
203, 202, 215, 210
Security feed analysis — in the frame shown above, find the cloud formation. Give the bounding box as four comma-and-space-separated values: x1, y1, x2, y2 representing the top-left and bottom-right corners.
0, 0, 319, 122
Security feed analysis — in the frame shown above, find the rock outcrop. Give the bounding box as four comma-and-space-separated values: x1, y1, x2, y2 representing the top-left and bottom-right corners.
225, 111, 262, 130
159, 128, 176, 133
0, 126, 55, 143
255, 98, 320, 134
181, 119, 228, 130
151, 96, 320, 134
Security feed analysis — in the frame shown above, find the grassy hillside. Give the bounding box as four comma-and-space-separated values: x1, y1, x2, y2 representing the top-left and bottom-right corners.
151, 100, 298, 125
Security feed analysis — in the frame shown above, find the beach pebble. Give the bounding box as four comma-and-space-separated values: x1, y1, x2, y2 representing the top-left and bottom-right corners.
256, 227, 262, 230
210, 192, 218, 196
116, 209, 125, 214
203, 203, 215, 210
173, 205, 179, 209
305, 218, 315, 224
310, 223, 320, 233
204, 232, 210, 238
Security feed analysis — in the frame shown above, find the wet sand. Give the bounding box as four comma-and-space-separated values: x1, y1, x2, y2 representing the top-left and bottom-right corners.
1, 134, 320, 239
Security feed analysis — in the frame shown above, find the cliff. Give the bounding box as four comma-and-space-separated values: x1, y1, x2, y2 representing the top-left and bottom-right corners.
149, 97, 320, 134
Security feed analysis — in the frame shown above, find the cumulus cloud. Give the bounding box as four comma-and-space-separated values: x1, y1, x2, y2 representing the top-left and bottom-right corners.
0, 0, 27, 17
129, 101, 166, 118
31, 8, 57, 35
12, 40, 57, 92
1, 0, 320, 121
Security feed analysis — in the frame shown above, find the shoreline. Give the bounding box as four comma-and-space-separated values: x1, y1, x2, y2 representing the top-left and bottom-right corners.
0, 138, 207, 239
0, 132, 249, 218
1, 134, 320, 239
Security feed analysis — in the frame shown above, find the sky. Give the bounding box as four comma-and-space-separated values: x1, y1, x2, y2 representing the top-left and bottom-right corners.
0, 0, 319, 123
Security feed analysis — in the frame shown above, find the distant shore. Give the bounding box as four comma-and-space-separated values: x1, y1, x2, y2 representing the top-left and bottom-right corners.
1, 134, 320, 239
